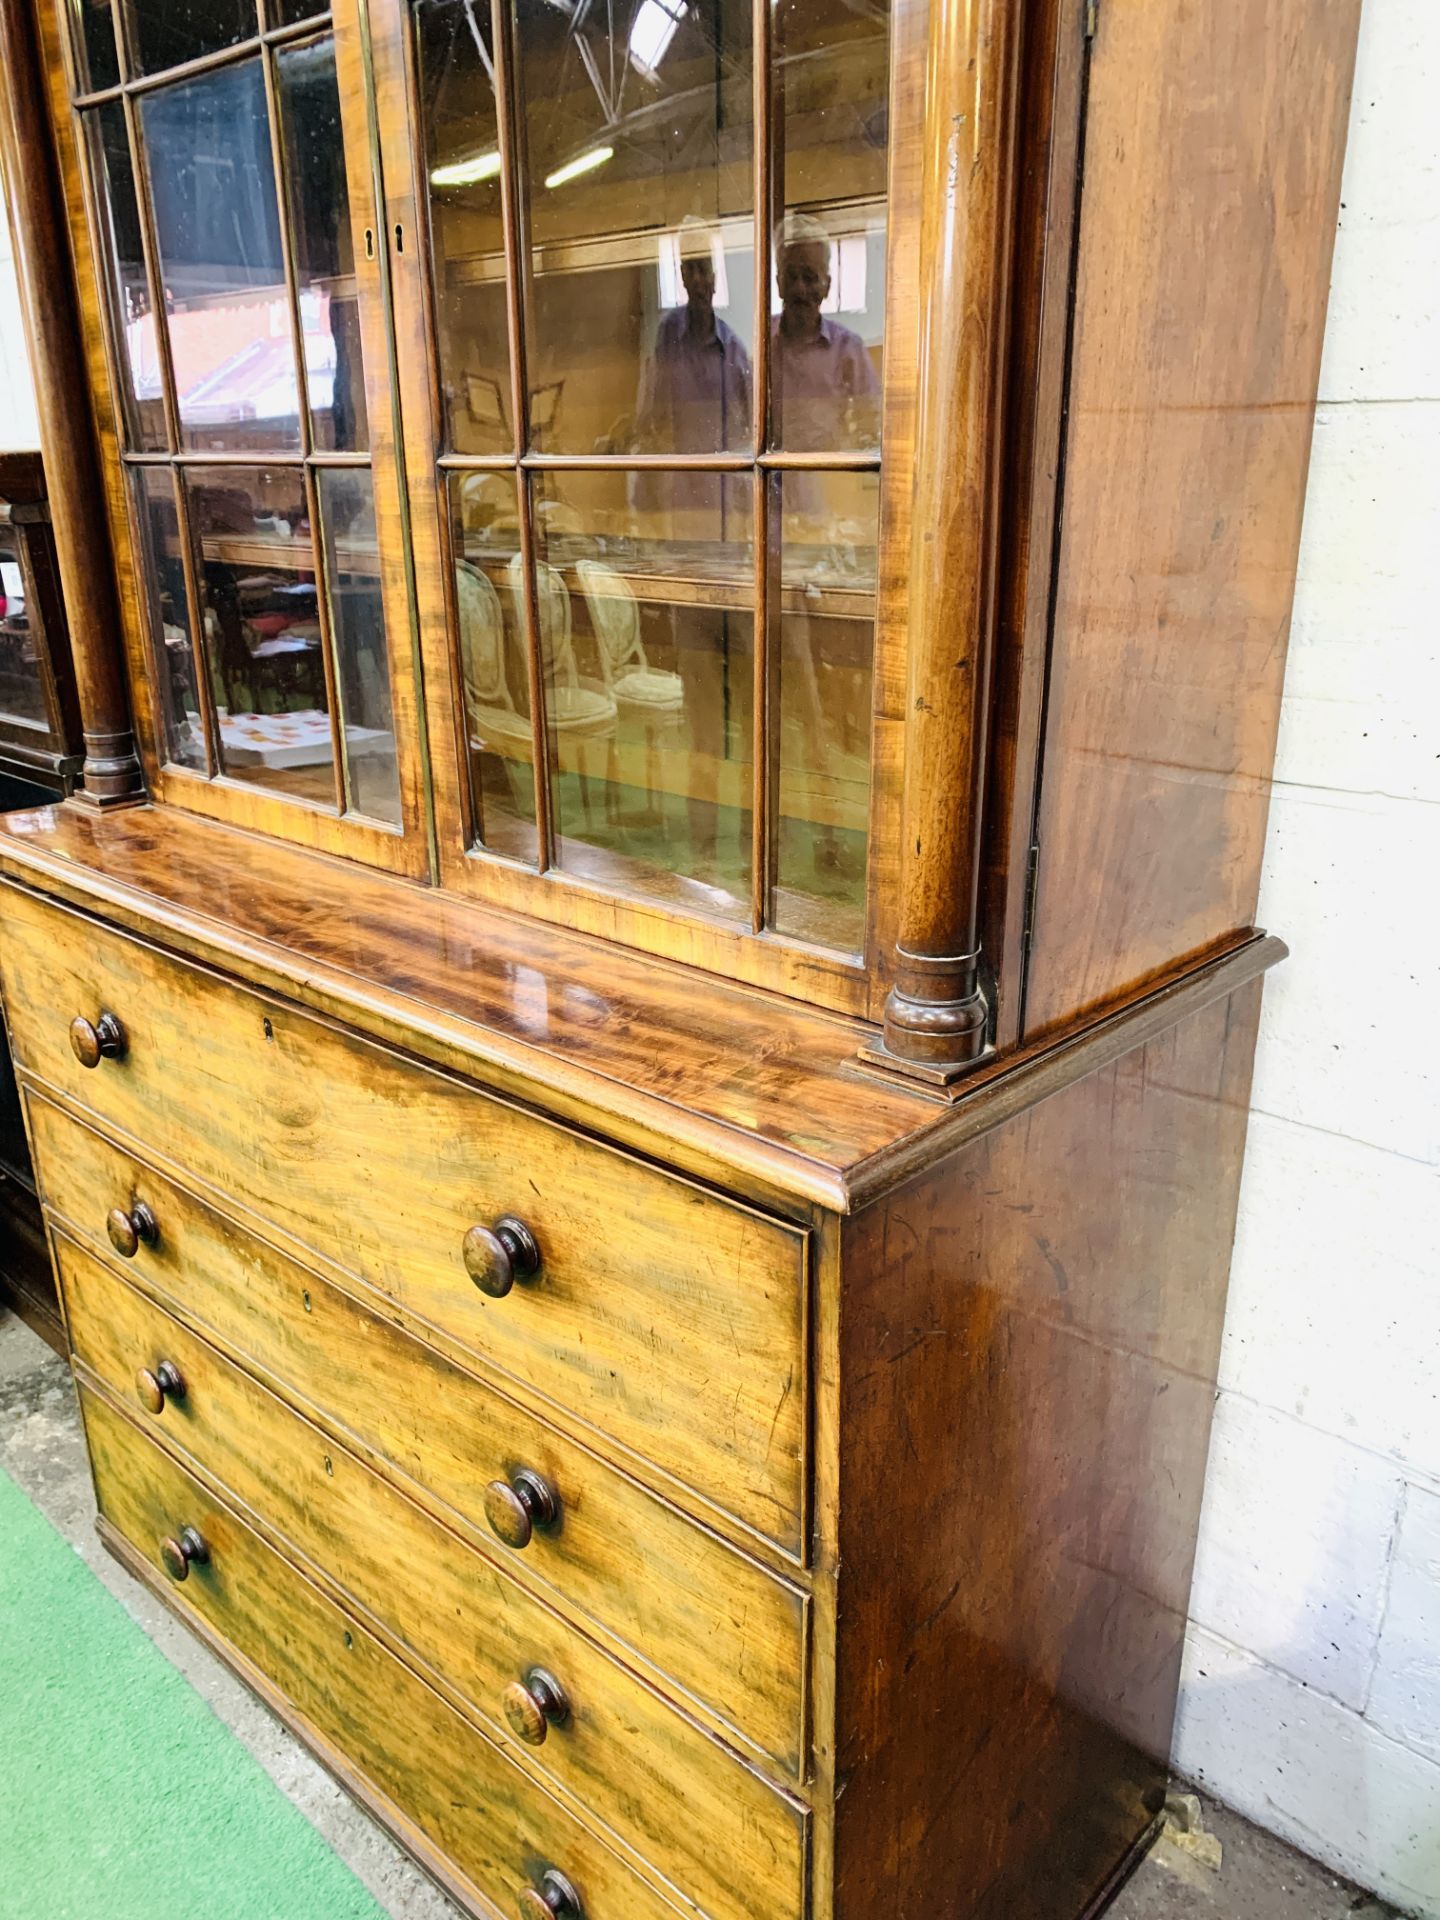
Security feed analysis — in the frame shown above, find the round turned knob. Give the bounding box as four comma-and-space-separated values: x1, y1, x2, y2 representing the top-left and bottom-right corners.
135, 1360, 186, 1416
518, 1870, 583, 1920
106, 1200, 159, 1259
159, 1525, 209, 1582
69, 1011, 126, 1069
502, 1668, 570, 1746
483, 1467, 559, 1550
462, 1216, 541, 1298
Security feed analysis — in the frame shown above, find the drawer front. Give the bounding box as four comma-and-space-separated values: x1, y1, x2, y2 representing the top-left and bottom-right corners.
0, 883, 807, 1553
80, 1388, 691, 1920
62, 1239, 806, 1920
33, 1097, 807, 1775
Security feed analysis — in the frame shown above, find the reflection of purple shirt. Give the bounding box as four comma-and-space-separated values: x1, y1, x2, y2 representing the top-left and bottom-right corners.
772, 315, 880, 452
632, 306, 753, 527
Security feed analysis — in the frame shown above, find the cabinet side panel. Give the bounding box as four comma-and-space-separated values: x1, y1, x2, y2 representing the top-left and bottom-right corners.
1023, 0, 1360, 1036
833, 980, 1262, 1918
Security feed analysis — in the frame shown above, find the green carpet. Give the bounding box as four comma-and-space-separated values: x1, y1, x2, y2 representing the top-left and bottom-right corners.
0, 1464, 388, 1920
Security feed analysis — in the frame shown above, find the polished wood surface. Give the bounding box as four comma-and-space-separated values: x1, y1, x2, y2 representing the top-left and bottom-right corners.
832, 979, 1265, 1917
1022, 0, 1362, 1037
0, 0, 143, 806
60, 1239, 807, 1920
1, 881, 810, 1554
28, 1094, 809, 1773
874, 0, 1023, 1075
0, 805, 1281, 1211
81, 1388, 695, 1920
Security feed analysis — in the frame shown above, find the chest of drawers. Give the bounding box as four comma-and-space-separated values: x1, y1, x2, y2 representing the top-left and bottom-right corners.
0, 810, 1278, 1919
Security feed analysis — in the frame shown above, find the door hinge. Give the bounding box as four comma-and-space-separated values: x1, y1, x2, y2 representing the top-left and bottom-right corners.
1022, 842, 1042, 956
1084, 0, 1099, 39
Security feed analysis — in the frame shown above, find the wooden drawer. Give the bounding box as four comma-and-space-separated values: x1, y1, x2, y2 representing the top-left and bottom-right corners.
31, 1095, 808, 1775
61, 1238, 807, 1920
80, 1387, 699, 1920
0, 883, 808, 1555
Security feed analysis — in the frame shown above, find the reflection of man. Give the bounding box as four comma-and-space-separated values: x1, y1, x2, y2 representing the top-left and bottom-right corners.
633, 217, 752, 535
772, 214, 880, 453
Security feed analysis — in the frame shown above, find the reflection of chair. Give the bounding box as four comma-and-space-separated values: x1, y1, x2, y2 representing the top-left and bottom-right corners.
506, 553, 615, 831
575, 560, 685, 714
505, 554, 616, 738
455, 562, 535, 829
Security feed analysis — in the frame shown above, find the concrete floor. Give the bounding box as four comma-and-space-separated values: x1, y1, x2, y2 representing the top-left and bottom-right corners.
0, 1307, 1404, 1920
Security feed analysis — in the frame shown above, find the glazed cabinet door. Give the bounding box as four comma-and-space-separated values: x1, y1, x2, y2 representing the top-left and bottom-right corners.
39, 0, 429, 871
370, 0, 919, 1010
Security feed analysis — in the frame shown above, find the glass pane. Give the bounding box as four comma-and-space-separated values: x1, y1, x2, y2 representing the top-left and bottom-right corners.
275, 37, 369, 452
130, 0, 256, 78
271, 0, 329, 22
533, 468, 753, 920
132, 467, 209, 770
185, 464, 338, 805
0, 549, 50, 727
316, 468, 401, 824
772, 0, 888, 453
416, 0, 511, 455
142, 60, 302, 452
447, 471, 538, 865
86, 105, 166, 452
772, 468, 877, 950
71, 0, 120, 92
515, 0, 755, 457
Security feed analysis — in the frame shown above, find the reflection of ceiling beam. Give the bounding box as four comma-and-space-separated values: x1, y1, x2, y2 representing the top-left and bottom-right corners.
448, 195, 885, 286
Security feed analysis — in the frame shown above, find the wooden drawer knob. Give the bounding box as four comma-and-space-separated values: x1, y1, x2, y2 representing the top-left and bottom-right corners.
159, 1525, 209, 1582
518, 1870, 583, 1920
69, 1011, 127, 1069
462, 1216, 541, 1298
502, 1668, 570, 1746
483, 1467, 559, 1550
107, 1201, 159, 1259
135, 1360, 186, 1416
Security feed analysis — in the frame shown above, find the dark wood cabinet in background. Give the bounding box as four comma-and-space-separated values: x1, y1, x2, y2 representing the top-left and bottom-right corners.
0, 0, 1361, 1911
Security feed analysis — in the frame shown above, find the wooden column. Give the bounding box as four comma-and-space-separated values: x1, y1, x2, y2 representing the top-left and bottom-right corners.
864, 0, 1025, 1083
0, 0, 145, 807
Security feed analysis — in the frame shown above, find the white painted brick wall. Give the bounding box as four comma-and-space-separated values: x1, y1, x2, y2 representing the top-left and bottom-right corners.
0, 2, 1434, 1908
1175, 1, 1440, 1911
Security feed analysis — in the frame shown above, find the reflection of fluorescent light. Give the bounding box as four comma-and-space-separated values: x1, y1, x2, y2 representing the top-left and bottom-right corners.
544, 145, 614, 190
430, 150, 502, 188
629, 0, 685, 74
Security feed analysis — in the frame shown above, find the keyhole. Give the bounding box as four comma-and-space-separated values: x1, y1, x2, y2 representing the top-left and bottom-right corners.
393, 222, 404, 253
364, 228, 375, 259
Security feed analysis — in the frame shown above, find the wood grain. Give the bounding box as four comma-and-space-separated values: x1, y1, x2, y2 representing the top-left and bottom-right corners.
1023, 0, 1362, 1036
831, 982, 1265, 1917
60, 1240, 807, 1920
28, 1093, 808, 1775
80, 1387, 702, 1920
0, 0, 143, 805
1, 881, 809, 1556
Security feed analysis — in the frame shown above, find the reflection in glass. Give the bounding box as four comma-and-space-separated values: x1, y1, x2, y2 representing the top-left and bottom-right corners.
316, 468, 401, 824
515, 0, 754, 456
772, 469, 877, 950
129, 0, 256, 78
0, 552, 49, 727
417, 0, 511, 455
773, 0, 888, 452
132, 467, 208, 770
143, 60, 301, 452
185, 465, 337, 805
72, 0, 120, 92
447, 472, 538, 865
272, 0, 329, 22
276, 37, 369, 452
532, 469, 753, 919
86, 105, 166, 452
